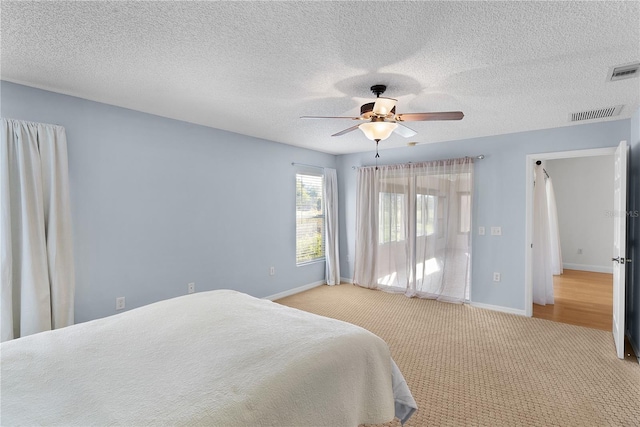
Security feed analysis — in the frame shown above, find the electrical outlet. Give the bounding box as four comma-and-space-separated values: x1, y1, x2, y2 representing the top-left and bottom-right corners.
478, 226, 485, 235
188, 282, 195, 294
493, 272, 501, 282
269, 267, 275, 276
491, 226, 502, 236
116, 297, 125, 310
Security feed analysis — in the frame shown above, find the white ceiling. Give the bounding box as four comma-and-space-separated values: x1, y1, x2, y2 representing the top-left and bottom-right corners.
2, 1, 639, 155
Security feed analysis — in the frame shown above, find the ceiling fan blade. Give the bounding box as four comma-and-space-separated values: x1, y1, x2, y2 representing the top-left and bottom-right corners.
396, 111, 464, 122
300, 116, 361, 120
372, 97, 397, 116
393, 123, 417, 138
331, 124, 361, 137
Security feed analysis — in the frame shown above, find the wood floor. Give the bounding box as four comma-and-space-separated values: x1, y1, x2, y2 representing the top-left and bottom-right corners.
533, 269, 612, 331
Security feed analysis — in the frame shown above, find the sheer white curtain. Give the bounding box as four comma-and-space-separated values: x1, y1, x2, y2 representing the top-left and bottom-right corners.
532, 165, 554, 305
353, 158, 473, 303
323, 168, 340, 285
1, 118, 75, 341
546, 178, 563, 275
353, 167, 379, 287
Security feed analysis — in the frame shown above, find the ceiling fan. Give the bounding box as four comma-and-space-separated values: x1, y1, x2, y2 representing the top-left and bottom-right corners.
301, 85, 464, 145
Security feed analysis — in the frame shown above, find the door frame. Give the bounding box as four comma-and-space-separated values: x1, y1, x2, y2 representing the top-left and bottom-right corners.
524, 147, 616, 317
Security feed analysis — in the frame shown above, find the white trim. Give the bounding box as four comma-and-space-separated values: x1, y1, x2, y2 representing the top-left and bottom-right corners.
563, 263, 613, 274
528, 147, 617, 160
263, 281, 325, 301
525, 146, 618, 317
470, 302, 527, 317
340, 277, 354, 284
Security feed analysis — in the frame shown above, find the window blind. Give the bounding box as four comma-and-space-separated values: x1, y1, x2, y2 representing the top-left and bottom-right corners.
296, 173, 325, 264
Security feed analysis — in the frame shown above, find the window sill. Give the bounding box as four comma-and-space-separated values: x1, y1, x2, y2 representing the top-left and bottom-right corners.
296, 258, 326, 267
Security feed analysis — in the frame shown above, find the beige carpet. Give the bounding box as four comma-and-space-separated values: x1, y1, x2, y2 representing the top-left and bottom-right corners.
276, 284, 640, 427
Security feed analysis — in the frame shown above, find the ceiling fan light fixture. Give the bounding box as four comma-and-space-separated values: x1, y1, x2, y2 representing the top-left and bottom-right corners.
359, 121, 398, 141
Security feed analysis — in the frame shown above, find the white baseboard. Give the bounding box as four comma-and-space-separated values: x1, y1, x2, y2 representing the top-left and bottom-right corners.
340, 277, 353, 284
470, 302, 527, 317
263, 280, 325, 301
563, 263, 613, 274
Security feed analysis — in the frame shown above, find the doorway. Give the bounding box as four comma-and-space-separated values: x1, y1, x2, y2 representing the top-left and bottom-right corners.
531, 155, 614, 330
524, 147, 617, 321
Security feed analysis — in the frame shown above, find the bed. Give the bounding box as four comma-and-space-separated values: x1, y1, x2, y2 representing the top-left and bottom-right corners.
1, 289, 416, 426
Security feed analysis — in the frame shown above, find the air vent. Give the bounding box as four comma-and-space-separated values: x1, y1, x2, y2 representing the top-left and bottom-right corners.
608, 63, 640, 81
569, 105, 623, 122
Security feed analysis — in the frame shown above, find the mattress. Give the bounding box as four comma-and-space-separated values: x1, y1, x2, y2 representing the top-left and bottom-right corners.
0, 289, 416, 426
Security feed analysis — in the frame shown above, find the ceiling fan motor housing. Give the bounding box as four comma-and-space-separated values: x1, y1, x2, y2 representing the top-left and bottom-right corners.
360, 102, 396, 118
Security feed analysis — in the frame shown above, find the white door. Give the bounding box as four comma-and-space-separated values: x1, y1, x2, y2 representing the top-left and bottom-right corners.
612, 140, 628, 359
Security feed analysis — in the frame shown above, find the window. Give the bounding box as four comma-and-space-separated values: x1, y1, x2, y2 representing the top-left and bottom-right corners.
437, 196, 446, 237
296, 173, 325, 264
379, 192, 405, 243
416, 194, 436, 237
459, 192, 471, 233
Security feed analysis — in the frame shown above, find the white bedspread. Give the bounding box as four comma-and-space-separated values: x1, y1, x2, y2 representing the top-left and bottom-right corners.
1, 289, 415, 426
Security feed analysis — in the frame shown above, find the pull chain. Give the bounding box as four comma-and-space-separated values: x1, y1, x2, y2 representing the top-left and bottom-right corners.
375, 139, 380, 170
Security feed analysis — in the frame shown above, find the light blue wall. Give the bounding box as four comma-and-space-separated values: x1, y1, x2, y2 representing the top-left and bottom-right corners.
1, 81, 336, 323
337, 120, 631, 311
3, 80, 637, 334
629, 107, 640, 354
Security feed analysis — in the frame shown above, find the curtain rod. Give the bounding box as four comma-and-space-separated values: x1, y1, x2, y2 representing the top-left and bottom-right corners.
351, 154, 485, 170
2, 117, 64, 128
291, 162, 325, 170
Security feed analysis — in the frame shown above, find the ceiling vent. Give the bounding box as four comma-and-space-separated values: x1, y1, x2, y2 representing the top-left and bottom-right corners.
569, 105, 623, 122
608, 63, 640, 81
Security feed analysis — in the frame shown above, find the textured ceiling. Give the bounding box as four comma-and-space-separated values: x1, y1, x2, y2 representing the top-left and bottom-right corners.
2, 1, 639, 155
